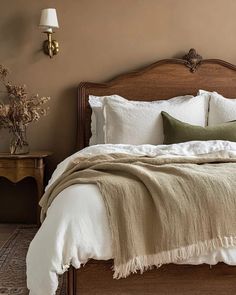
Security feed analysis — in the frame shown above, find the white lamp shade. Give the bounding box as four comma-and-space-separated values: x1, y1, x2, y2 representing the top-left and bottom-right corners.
39, 8, 59, 30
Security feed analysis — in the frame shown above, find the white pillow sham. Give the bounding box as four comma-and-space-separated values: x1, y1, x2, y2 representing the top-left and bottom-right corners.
103, 94, 209, 145
89, 94, 194, 145
199, 90, 236, 126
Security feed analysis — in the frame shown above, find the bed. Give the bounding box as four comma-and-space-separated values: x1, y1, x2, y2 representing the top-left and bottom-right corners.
27, 49, 236, 295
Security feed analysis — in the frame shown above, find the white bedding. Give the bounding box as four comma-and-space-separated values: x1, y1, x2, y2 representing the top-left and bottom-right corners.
27, 141, 236, 295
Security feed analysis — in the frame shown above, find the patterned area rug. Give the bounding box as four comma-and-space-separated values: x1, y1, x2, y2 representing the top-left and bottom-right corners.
0, 225, 66, 295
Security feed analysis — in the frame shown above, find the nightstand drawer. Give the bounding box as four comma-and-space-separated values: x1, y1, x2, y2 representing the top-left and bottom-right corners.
0, 158, 36, 168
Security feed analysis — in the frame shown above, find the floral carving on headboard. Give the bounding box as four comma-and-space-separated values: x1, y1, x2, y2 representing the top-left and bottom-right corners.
182, 48, 203, 73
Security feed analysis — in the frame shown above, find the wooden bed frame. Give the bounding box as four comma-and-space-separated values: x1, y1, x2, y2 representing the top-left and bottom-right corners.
67, 49, 236, 294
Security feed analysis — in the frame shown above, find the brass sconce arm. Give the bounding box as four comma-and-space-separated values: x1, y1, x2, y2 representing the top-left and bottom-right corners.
43, 32, 59, 58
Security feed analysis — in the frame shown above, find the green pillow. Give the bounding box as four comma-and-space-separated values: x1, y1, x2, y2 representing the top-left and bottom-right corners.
161, 111, 236, 144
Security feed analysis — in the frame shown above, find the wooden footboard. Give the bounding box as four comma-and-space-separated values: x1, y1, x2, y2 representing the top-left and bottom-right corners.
67, 260, 236, 295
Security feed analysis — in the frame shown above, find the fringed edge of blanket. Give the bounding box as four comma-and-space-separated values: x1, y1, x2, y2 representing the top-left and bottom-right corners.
113, 236, 236, 279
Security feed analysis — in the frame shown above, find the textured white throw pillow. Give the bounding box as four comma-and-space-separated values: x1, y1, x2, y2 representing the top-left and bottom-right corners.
103, 94, 209, 145
199, 90, 236, 126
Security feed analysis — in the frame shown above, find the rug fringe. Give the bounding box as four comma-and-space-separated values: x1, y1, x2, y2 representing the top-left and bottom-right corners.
113, 236, 236, 279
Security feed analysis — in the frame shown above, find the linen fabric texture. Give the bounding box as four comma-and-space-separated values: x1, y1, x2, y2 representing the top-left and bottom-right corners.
39, 151, 236, 279
28, 141, 236, 295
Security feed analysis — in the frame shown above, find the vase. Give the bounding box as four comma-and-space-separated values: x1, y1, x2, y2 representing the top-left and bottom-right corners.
9, 126, 30, 155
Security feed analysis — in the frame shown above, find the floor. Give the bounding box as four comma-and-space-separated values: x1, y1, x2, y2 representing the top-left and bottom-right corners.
0, 223, 66, 295
0, 223, 18, 248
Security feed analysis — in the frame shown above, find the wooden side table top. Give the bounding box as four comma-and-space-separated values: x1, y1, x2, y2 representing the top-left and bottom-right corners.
0, 151, 52, 159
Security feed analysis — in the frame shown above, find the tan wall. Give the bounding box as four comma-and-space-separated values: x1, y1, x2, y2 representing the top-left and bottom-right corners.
1, 0, 236, 222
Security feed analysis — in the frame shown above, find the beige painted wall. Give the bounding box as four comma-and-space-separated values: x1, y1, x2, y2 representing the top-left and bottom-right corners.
1, 0, 236, 221
1, 0, 236, 169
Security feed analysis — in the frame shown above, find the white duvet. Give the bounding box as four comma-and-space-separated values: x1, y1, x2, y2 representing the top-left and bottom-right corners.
27, 141, 236, 295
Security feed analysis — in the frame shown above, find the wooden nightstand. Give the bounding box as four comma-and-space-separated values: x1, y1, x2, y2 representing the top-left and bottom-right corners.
0, 152, 52, 225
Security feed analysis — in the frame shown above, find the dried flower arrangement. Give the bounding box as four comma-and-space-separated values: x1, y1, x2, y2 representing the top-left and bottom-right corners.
0, 65, 50, 154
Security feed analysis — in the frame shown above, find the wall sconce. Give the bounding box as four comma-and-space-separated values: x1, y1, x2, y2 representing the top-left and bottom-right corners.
39, 8, 59, 58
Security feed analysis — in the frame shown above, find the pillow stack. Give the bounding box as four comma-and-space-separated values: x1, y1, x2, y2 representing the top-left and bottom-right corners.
162, 90, 236, 144
89, 90, 236, 146
89, 93, 209, 145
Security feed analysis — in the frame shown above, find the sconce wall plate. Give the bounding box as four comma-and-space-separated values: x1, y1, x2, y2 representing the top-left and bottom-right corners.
43, 32, 59, 58
43, 39, 59, 57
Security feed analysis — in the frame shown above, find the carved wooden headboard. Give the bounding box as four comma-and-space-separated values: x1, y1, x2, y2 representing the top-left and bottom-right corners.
77, 48, 236, 150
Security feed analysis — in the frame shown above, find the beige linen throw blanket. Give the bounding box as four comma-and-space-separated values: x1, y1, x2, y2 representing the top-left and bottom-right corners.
40, 152, 236, 278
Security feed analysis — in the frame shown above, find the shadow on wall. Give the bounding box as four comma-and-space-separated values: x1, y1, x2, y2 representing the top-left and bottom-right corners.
0, 12, 33, 59
173, 50, 187, 59
50, 86, 78, 165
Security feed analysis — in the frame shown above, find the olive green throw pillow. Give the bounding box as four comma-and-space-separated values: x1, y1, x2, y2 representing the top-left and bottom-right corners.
162, 111, 236, 144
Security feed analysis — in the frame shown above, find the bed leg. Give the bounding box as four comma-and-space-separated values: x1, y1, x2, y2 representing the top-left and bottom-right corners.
67, 267, 77, 295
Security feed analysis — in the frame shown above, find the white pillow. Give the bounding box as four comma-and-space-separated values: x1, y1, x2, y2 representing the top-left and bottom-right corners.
89, 94, 195, 145
103, 94, 209, 145
199, 90, 236, 126
89, 95, 126, 145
